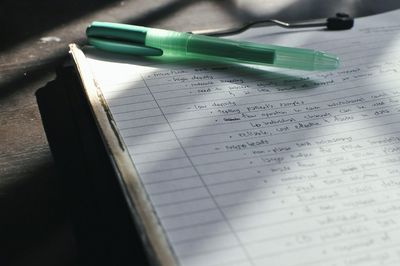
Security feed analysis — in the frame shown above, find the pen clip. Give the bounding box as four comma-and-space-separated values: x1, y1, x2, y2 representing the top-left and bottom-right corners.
86, 22, 163, 56
87, 37, 163, 56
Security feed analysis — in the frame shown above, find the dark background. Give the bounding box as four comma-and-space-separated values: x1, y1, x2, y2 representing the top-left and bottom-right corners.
1, 1, 400, 265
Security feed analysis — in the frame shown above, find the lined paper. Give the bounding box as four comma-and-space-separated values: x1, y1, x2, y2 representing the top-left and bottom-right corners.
86, 9, 400, 266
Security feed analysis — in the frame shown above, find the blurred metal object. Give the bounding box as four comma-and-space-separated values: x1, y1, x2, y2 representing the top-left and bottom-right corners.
193, 13, 354, 36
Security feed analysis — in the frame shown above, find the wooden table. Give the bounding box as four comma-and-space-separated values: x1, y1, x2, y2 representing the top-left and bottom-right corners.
1, 1, 399, 265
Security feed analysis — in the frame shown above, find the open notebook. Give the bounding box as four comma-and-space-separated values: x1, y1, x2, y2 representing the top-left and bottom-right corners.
70, 9, 400, 266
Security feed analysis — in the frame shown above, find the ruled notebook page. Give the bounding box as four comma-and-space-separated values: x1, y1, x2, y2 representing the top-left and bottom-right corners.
85, 9, 400, 266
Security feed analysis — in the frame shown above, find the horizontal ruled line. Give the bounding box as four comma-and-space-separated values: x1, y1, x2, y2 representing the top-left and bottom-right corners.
206, 152, 399, 192
179, 102, 400, 149
252, 225, 400, 262
152, 157, 400, 209
157, 173, 400, 220
173, 211, 400, 246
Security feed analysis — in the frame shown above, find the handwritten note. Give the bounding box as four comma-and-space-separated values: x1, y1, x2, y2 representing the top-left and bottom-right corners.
86, 9, 400, 266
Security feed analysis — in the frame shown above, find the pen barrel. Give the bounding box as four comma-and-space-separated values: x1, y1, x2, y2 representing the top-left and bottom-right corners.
186, 35, 275, 65
145, 28, 338, 71
146, 29, 275, 65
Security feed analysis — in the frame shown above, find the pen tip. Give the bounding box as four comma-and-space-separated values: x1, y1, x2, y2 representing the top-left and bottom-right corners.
315, 52, 339, 70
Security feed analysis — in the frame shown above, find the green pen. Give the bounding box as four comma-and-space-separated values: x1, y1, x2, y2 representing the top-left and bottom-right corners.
86, 21, 339, 71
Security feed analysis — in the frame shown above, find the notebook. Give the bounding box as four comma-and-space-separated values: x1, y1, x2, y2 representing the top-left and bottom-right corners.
70, 9, 400, 266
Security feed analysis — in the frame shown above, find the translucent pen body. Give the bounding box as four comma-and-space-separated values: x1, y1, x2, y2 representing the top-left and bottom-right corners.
145, 28, 339, 71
